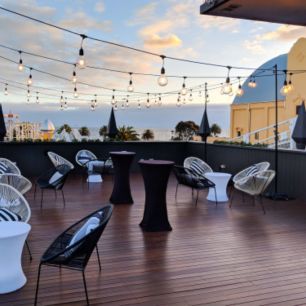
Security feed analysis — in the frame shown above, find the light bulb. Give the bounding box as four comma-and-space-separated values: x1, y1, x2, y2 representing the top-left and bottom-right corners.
18, 59, 24, 72
114, 103, 118, 111
60, 104, 64, 111
27, 90, 30, 98
4, 85, 8, 96
121, 103, 125, 110
146, 102, 150, 108
176, 100, 181, 107
74, 87, 78, 98
111, 90, 116, 105
126, 100, 129, 108
220, 83, 224, 95
78, 47, 86, 69
188, 91, 193, 102
158, 95, 162, 106
138, 102, 141, 109
248, 78, 253, 88
287, 81, 294, 92
146, 93, 150, 108
236, 85, 244, 97
127, 73, 134, 92
36, 93, 39, 104
64, 101, 68, 109
72, 69, 77, 83
252, 79, 257, 88
27, 73, 32, 86
27, 98, 30, 103
181, 78, 187, 95
222, 77, 232, 95
280, 80, 289, 96
158, 56, 168, 86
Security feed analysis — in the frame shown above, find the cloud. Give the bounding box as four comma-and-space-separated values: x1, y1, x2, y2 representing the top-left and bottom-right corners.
259, 25, 306, 41
94, 2, 105, 13
197, 16, 240, 31
243, 39, 266, 55
128, 2, 158, 25
144, 34, 182, 49
60, 11, 112, 33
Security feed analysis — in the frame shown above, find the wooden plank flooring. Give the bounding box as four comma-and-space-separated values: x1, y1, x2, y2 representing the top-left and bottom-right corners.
2, 173, 306, 306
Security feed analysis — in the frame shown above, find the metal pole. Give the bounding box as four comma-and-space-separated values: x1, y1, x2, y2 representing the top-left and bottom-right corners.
204, 82, 208, 162
274, 64, 278, 194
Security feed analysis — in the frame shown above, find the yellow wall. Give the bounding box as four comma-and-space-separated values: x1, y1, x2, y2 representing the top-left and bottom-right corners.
230, 38, 306, 143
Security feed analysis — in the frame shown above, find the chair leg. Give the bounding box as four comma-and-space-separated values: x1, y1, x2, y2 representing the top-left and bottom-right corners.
61, 189, 66, 208
34, 183, 37, 199
195, 190, 199, 206
229, 189, 235, 208
175, 183, 179, 200
40, 189, 44, 208
82, 270, 90, 306
259, 195, 266, 214
34, 263, 42, 306
96, 246, 102, 271
214, 187, 218, 206
25, 240, 32, 261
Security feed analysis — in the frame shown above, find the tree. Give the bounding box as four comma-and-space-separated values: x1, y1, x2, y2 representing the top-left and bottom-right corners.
175, 121, 199, 141
210, 123, 222, 137
99, 125, 107, 137
57, 124, 72, 134
116, 126, 139, 141
142, 129, 154, 141
78, 126, 90, 136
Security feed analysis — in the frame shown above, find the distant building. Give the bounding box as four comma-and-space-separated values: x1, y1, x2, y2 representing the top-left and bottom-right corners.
4, 112, 41, 141
41, 119, 56, 141
231, 38, 306, 145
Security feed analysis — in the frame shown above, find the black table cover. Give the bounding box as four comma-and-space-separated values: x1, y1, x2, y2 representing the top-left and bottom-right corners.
109, 151, 135, 204
139, 159, 174, 232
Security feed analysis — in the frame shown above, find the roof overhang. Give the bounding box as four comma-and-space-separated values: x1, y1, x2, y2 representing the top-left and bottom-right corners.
200, 0, 306, 26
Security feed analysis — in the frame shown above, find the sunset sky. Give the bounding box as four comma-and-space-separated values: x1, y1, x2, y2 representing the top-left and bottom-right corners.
0, 0, 305, 126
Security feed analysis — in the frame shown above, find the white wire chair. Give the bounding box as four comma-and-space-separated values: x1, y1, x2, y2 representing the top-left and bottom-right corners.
232, 162, 270, 184
183, 156, 213, 177
75, 150, 97, 167
0, 183, 32, 259
47, 151, 74, 170
0, 174, 32, 195
230, 170, 276, 214
0, 158, 21, 175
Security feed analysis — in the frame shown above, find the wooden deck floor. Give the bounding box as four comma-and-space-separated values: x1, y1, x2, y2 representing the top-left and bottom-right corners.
2, 173, 306, 306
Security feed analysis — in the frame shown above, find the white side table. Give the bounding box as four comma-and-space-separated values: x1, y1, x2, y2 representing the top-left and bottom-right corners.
205, 172, 232, 202
0, 221, 31, 294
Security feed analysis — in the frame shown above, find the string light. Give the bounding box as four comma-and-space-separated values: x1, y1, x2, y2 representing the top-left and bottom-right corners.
287, 72, 294, 92
4, 83, 8, 95
158, 94, 162, 106
137, 100, 141, 109
90, 99, 95, 111
114, 103, 118, 111
127, 72, 134, 92
74, 86, 78, 98
280, 70, 289, 96
78, 34, 87, 69
126, 95, 129, 107
60, 103, 64, 111
158, 55, 168, 86
180, 77, 188, 95
27, 67, 33, 85
222, 66, 232, 95
72, 64, 77, 83
27, 85, 30, 97
248, 75, 257, 88
27, 98, 30, 103
236, 77, 244, 97
146, 93, 150, 108
111, 89, 116, 105
60, 91, 64, 103
64, 97, 68, 109
94, 94, 97, 106
18, 50, 24, 71
36, 91, 39, 103
188, 89, 193, 102
176, 93, 181, 107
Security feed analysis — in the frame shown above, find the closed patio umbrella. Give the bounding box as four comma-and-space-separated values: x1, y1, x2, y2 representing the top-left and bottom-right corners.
292, 101, 306, 149
0, 104, 6, 141
107, 107, 118, 139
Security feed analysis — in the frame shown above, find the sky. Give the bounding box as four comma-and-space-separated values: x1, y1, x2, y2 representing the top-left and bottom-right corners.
0, 0, 305, 128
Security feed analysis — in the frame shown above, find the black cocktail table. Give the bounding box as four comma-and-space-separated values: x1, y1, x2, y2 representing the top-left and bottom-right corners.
109, 151, 135, 204
139, 159, 174, 232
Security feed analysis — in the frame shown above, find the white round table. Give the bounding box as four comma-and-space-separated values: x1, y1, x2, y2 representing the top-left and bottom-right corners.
205, 172, 232, 202
0, 221, 31, 294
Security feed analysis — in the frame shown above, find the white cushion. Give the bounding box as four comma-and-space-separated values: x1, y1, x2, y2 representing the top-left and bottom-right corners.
49, 171, 63, 184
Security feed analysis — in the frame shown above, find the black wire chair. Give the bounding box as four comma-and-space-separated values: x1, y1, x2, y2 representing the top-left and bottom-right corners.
34, 204, 113, 306
173, 165, 218, 205
34, 164, 72, 208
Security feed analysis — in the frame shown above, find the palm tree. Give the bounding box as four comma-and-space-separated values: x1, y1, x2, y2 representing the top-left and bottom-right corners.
142, 129, 154, 141
57, 124, 72, 134
210, 123, 222, 137
116, 126, 139, 141
78, 126, 90, 136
